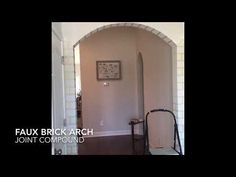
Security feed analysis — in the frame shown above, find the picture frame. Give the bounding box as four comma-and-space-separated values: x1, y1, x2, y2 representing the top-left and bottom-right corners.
96, 60, 121, 80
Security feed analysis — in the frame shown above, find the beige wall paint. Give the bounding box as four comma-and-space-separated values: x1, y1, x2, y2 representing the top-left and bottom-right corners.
136, 29, 173, 147
79, 27, 173, 147
80, 27, 138, 133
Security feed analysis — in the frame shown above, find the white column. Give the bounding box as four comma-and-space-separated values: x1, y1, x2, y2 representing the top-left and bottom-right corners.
63, 40, 78, 155
176, 40, 184, 154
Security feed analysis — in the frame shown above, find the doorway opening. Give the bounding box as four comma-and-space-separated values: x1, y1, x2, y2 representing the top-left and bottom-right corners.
136, 52, 145, 135
74, 45, 82, 129
67, 23, 184, 154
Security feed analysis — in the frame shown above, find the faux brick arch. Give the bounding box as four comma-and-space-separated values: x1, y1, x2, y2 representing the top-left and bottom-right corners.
73, 22, 177, 48
70, 23, 184, 153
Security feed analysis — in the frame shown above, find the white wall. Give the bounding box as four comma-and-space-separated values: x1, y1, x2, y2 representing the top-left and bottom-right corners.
52, 22, 78, 154
75, 64, 81, 94
75, 44, 81, 95
177, 43, 185, 153
51, 23, 67, 154
52, 22, 63, 40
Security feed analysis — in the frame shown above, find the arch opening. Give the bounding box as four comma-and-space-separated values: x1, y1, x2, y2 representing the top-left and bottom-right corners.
70, 23, 183, 154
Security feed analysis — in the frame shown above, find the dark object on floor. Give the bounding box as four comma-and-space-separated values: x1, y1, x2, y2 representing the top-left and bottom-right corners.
129, 119, 145, 154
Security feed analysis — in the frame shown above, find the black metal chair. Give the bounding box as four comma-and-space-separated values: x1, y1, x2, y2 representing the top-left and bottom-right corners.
144, 109, 183, 155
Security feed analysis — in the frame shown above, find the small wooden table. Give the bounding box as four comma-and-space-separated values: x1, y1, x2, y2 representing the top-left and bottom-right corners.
129, 119, 145, 154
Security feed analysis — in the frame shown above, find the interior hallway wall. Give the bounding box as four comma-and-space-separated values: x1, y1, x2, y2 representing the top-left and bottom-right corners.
136, 29, 173, 148
60, 22, 184, 154
80, 27, 138, 134
80, 27, 173, 148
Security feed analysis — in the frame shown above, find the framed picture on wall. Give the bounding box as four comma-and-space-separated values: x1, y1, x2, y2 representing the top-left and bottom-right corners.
96, 60, 121, 80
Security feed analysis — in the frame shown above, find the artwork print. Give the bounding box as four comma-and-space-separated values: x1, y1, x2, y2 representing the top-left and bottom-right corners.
96, 61, 121, 80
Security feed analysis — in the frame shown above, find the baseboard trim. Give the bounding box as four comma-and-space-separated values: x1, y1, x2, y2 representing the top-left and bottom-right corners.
84, 130, 131, 138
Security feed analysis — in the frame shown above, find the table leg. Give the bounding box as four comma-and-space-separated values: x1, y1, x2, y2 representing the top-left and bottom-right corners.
131, 124, 135, 154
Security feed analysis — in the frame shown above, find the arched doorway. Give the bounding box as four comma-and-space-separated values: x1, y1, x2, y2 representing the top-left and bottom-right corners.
63, 22, 184, 154
136, 52, 144, 135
